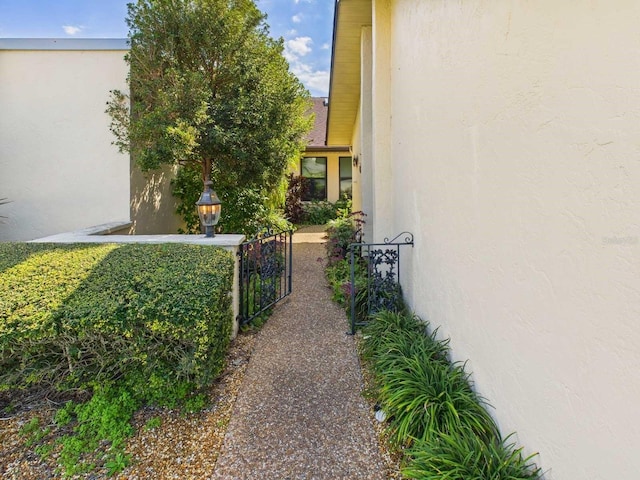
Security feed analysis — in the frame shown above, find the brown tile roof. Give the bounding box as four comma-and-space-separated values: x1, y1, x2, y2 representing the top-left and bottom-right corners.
305, 97, 328, 147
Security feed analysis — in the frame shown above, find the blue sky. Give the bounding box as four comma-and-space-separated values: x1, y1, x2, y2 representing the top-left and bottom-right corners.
0, 0, 334, 96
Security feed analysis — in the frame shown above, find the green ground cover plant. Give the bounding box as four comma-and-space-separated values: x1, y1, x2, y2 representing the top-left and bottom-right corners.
301, 200, 339, 225
357, 310, 542, 479
323, 229, 542, 479
403, 430, 542, 480
0, 242, 235, 475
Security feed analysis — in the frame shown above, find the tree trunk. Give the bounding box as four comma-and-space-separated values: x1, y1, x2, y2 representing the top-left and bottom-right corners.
202, 158, 212, 183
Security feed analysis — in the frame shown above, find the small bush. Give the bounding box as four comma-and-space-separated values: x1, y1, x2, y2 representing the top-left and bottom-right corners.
361, 311, 449, 367
324, 212, 365, 264
302, 200, 338, 225
284, 174, 308, 224
379, 355, 498, 446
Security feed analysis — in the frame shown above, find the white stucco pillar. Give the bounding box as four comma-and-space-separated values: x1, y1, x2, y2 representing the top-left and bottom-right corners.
359, 26, 374, 242
371, 0, 394, 242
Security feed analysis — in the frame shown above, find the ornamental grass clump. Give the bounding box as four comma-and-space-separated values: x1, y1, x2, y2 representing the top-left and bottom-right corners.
379, 355, 498, 447
360, 310, 447, 365
403, 430, 542, 480
361, 310, 542, 479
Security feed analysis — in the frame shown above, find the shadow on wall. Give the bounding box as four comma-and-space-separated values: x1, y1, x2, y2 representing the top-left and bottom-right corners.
126, 161, 186, 235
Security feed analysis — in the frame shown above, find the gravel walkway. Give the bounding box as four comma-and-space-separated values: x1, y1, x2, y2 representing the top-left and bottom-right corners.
212, 240, 386, 479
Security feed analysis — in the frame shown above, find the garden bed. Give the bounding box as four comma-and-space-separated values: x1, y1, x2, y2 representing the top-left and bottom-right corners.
0, 242, 237, 477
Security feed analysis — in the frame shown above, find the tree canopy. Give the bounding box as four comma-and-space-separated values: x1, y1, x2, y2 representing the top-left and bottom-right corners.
107, 0, 312, 233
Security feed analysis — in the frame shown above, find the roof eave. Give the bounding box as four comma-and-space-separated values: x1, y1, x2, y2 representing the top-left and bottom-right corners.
326, 0, 372, 147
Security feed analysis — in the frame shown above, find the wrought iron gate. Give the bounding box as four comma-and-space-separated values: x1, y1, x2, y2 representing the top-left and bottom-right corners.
347, 232, 414, 334
237, 228, 293, 326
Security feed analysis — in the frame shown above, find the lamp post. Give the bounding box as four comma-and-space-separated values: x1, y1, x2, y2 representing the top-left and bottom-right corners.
196, 180, 221, 237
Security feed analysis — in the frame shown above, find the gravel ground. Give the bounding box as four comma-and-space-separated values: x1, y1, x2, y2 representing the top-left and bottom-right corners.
1, 236, 402, 479
0, 333, 256, 480
212, 242, 388, 480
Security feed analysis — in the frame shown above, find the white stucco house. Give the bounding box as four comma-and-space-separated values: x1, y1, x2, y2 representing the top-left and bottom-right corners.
0, 38, 182, 242
328, 1, 640, 479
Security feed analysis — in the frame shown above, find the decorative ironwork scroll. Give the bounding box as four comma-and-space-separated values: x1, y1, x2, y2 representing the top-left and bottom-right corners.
347, 232, 414, 334
238, 228, 293, 326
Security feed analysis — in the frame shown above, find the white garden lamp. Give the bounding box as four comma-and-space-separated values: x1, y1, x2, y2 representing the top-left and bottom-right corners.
196, 180, 221, 237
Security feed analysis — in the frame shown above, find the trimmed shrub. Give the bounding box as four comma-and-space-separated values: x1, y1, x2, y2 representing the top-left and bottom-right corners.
0, 242, 234, 402
302, 200, 338, 225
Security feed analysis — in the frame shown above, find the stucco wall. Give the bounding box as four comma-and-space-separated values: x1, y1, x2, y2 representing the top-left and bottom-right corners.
384, 1, 640, 478
128, 161, 185, 235
0, 41, 130, 241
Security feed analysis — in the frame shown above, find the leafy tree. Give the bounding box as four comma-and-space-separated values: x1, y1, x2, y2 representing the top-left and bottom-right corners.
107, 0, 312, 234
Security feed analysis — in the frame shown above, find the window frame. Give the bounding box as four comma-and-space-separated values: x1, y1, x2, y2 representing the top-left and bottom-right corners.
339, 156, 353, 198
301, 156, 328, 201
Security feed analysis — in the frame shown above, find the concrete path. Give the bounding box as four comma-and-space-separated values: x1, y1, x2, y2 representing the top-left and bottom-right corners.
212, 240, 386, 479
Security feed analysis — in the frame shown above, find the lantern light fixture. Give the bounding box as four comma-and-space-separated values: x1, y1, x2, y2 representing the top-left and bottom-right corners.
196, 180, 221, 237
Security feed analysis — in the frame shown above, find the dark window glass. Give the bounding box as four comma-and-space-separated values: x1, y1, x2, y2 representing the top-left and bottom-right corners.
339, 156, 353, 198
301, 157, 327, 201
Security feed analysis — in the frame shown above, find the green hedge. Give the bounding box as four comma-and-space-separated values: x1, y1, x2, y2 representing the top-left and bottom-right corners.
0, 242, 234, 402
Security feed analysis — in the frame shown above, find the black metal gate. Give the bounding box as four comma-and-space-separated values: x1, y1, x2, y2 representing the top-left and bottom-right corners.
237, 228, 293, 326
347, 232, 414, 334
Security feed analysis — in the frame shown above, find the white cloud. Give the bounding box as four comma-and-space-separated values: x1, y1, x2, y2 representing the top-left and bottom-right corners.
321, 43, 330, 50
286, 36, 313, 57
284, 39, 329, 96
62, 25, 83, 36
291, 62, 329, 96
292, 14, 302, 23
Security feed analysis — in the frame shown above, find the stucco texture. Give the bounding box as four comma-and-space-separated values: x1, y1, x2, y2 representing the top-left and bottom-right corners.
0, 48, 130, 241
366, 0, 640, 478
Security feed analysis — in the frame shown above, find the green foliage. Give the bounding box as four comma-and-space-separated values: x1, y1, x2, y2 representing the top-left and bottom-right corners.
284, 173, 308, 223
1, 242, 236, 477
381, 356, 498, 447
359, 310, 541, 478
302, 200, 339, 225
55, 401, 75, 426
334, 194, 353, 218
0, 243, 234, 399
172, 163, 292, 236
172, 165, 202, 234
107, 0, 312, 232
106, 452, 131, 476
56, 384, 137, 476
360, 311, 449, 367
324, 213, 364, 264
144, 416, 162, 430
403, 431, 542, 480
363, 314, 496, 448
325, 258, 368, 324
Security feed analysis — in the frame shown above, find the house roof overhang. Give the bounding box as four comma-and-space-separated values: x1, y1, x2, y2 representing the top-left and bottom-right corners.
326, 0, 371, 147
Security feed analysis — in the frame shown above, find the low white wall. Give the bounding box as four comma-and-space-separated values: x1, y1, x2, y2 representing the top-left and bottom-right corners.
386, 1, 640, 479
0, 39, 130, 241
31, 226, 246, 339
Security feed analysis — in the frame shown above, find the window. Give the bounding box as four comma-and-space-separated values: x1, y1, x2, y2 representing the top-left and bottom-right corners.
301, 157, 327, 201
339, 156, 353, 198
